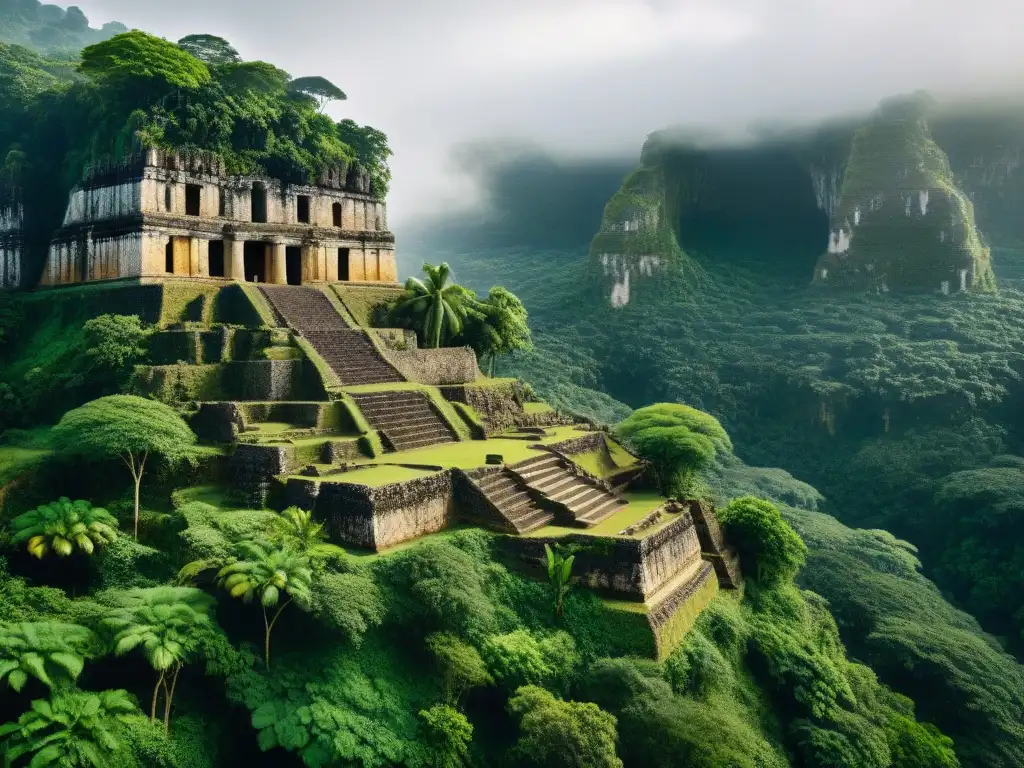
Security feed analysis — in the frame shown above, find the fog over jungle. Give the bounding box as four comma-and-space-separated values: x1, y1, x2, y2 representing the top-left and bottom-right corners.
74, 0, 1024, 224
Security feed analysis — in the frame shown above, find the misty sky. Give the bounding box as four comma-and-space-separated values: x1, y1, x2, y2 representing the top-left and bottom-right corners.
73, 0, 1024, 225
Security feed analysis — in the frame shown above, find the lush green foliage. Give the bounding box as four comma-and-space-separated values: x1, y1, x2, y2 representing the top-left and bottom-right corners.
0, 621, 98, 692
543, 543, 573, 617
417, 704, 473, 768
10, 498, 118, 558
53, 395, 196, 540
508, 685, 622, 768
0, 689, 138, 767
390, 263, 477, 349
216, 539, 312, 668
104, 587, 216, 729
615, 403, 728, 496
719, 496, 808, 586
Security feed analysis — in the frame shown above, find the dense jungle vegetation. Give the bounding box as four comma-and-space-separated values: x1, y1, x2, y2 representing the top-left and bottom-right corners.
2, 4, 1024, 766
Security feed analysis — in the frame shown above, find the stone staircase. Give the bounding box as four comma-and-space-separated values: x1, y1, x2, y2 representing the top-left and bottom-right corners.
472, 470, 554, 534
351, 390, 457, 452
509, 452, 626, 527
259, 286, 403, 386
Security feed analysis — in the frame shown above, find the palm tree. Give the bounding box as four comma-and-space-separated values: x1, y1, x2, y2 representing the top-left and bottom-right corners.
10, 498, 118, 559
0, 622, 99, 693
274, 506, 326, 552
103, 586, 214, 734
0, 689, 137, 767
216, 540, 312, 669
391, 262, 476, 348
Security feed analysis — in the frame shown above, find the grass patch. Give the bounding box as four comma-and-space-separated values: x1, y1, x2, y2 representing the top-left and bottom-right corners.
331, 284, 405, 328
525, 489, 667, 539
354, 425, 588, 470
311, 464, 438, 486
523, 402, 553, 414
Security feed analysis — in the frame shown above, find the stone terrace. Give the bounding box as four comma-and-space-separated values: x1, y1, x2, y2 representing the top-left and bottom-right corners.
351, 390, 458, 451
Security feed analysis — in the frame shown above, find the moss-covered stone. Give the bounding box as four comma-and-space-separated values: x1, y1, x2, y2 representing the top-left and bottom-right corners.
813, 93, 995, 293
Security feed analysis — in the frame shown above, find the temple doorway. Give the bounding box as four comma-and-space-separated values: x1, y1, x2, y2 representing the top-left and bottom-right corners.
286, 246, 302, 285
244, 241, 269, 282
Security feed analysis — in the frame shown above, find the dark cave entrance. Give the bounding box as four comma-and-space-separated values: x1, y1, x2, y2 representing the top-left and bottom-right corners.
674, 150, 830, 283
243, 241, 268, 282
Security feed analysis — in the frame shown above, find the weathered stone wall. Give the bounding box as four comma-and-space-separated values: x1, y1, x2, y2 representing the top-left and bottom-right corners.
1, 194, 23, 289
303, 472, 457, 550
378, 345, 481, 386
647, 561, 718, 659
442, 381, 528, 433
228, 443, 288, 507
505, 509, 703, 601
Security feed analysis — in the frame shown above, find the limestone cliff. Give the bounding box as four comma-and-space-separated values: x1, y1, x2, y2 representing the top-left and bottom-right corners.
590, 92, 1016, 304
813, 94, 995, 293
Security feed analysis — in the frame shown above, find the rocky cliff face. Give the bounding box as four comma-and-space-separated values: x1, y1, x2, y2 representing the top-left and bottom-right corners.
591, 92, 1016, 303
813, 94, 994, 293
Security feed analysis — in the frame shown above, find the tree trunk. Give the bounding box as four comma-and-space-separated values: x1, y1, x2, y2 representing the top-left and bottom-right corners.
151, 670, 165, 721
264, 598, 292, 670
163, 665, 181, 735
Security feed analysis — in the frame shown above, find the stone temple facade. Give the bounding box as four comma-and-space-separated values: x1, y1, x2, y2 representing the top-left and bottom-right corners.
39, 149, 397, 288
0, 187, 22, 289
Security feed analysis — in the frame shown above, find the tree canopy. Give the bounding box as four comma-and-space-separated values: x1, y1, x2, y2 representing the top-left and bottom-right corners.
718, 496, 807, 585
615, 403, 729, 496
176, 34, 240, 65
52, 395, 196, 539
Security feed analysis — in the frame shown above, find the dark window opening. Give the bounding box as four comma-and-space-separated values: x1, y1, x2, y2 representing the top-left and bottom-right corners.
165, 240, 174, 273
251, 183, 267, 223
332, 202, 342, 227
337, 247, 349, 281
76, 240, 87, 282
244, 241, 268, 282
164, 185, 173, 212
297, 195, 310, 224
218, 188, 226, 217
286, 246, 302, 285
208, 240, 225, 277
185, 184, 201, 216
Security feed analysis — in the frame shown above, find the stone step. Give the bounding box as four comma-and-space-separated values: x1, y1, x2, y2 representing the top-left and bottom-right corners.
575, 497, 626, 527
556, 484, 604, 508
517, 464, 566, 485
532, 474, 580, 496
393, 434, 456, 451
511, 508, 554, 533
513, 453, 562, 472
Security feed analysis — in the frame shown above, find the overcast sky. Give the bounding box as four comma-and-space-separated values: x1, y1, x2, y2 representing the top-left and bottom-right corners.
73, 0, 1024, 225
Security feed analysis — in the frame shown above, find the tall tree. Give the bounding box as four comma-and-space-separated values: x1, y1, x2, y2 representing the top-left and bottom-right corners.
0, 689, 138, 767
614, 403, 730, 497
103, 586, 215, 734
10, 498, 118, 558
216, 540, 312, 669
287, 75, 346, 112
52, 395, 196, 540
390, 263, 477, 349
0, 621, 99, 692
460, 286, 533, 376
176, 34, 240, 66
